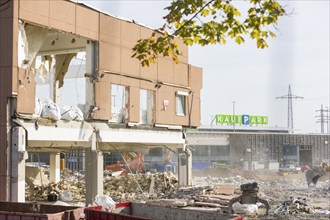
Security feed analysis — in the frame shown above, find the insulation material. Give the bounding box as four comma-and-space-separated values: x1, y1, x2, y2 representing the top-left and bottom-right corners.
38, 55, 53, 82
32, 98, 42, 119
18, 22, 29, 68
55, 53, 76, 88
25, 25, 47, 67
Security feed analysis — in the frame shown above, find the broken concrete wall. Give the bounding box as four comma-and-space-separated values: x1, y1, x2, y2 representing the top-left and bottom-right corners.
14, 0, 202, 127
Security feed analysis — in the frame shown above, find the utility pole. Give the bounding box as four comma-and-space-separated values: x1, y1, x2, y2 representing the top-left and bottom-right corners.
316, 105, 329, 133
276, 85, 303, 132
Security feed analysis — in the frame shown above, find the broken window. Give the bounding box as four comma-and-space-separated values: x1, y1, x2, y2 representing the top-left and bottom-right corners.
35, 52, 86, 107
176, 91, 188, 116
140, 89, 154, 125
18, 22, 96, 121
111, 84, 127, 123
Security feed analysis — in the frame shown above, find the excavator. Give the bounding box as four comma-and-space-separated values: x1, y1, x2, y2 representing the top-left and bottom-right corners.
105, 147, 175, 176
305, 162, 329, 188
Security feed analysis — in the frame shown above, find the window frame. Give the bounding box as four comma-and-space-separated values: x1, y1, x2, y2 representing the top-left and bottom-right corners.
176, 91, 188, 116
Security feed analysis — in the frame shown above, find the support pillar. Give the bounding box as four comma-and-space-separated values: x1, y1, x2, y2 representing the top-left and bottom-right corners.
186, 148, 192, 186
49, 153, 60, 183
85, 133, 103, 206
11, 127, 27, 202
178, 145, 192, 187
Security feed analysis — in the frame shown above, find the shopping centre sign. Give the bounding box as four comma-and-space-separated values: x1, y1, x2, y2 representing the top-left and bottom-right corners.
215, 114, 268, 125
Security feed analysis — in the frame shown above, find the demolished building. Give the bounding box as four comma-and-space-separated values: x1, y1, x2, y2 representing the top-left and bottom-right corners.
0, 0, 203, 203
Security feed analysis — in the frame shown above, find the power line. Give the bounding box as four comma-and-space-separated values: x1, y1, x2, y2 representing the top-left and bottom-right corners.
316, 105, 329, 133
276, 85, 303, 132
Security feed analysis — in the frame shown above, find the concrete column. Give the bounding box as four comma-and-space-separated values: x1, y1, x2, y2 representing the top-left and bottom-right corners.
186, 148, 192, 186
11, 127, 27, 202
85, 133, 103, 206
49, 153, 61, 183
178, 145, 192, 187
84, 42, 96, 118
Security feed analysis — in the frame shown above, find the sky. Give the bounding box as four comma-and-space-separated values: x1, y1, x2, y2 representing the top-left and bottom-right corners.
80, 0, 330, 134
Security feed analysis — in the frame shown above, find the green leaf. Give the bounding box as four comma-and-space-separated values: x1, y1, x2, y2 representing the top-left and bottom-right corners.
132, 0, 285, 65
201, 8, 210, 16
235, 36, 244, 44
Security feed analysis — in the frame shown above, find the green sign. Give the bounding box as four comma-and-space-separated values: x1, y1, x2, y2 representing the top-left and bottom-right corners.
215, 114, 268, 125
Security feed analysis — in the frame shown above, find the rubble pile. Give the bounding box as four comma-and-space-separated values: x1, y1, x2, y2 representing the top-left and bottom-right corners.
104, 172, 179, 202
26, 171, 179, 203
274, 197, 312, 214
26, 179, 86, 202
25, 168, 330, 219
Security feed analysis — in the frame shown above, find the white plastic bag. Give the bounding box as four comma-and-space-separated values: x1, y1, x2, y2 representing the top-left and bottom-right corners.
93, 195, 116, 212
59, 105, 76, 121
41, 100, 61, 121
232, 203, 259, 214
72, 106, 84, 121
59, 190, 73, 202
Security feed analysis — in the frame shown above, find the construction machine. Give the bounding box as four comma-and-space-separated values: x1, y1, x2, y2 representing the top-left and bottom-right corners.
305, 162, 329, 188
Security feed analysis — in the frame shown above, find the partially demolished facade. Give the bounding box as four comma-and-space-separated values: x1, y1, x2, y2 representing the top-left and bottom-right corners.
0, 0, 202, 203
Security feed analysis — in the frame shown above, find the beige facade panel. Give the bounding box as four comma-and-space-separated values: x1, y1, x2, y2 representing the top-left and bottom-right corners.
141, 64, 157, 81
127, 87, 140, 123
140, 26, 153, 39
100, 14, 121, 38
173, 63, 189, 86
174, 114, 189, 126
99, 41, 121, 73
189, 65, 203, 90
16, 68, 36, 114
75, 5, 99, 40
49, 1, 76, 33
157, 57, 174, 84
189, 96, 201, 127
106, 74, 123, 85
19, 0, 50, 27
94, 80, 111, 120
177, 38, 189, 64
121, 21, 140, 43
100, 33, 121, 45
155, 86, 174, 125
121, 46, 140, 77
140, 81, 156, 91
123, 77, 140, 88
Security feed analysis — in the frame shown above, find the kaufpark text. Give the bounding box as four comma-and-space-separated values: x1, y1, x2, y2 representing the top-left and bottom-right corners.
215, 114, 268, 125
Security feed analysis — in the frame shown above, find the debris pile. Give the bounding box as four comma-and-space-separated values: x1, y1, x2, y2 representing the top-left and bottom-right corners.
274, 197, 310, 214
25, 167, 330, 219
26, 179, 86, 202
104, 172, 178, 202
273, 196, 330, 219
26, 171, 179, 203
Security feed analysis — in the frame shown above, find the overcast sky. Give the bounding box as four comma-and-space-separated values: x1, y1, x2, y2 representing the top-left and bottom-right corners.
80, 0, 329, 134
